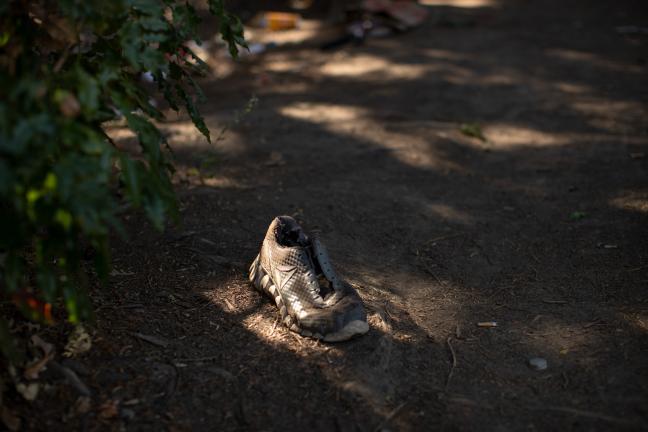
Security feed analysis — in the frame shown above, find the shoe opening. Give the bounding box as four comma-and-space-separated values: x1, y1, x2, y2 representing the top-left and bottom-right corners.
273, 216, 336, 299
317, 274, 334, 300
274, 216, 310, 247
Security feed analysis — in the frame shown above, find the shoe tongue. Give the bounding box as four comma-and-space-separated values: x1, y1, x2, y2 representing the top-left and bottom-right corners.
312, 238, 340, 287
276, 216, 310, 247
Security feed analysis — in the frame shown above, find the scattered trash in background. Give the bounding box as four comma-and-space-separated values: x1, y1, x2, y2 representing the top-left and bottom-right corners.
322, 0, 430, 50
235, 1, 431, 56
250, 12, 302, 31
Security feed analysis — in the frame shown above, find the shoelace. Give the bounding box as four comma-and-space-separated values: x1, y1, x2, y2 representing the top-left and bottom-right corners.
303, 245, 327, 301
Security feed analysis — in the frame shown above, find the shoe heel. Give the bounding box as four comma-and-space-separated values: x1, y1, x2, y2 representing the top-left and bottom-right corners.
248, 254, 260, 282
249, 255, 291, 331
249, 254, 267, 294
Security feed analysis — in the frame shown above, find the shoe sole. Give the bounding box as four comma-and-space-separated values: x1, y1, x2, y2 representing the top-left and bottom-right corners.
248, 254, 369, 342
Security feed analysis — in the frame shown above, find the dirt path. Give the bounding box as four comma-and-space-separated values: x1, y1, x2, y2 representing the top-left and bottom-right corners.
20, 1, 648, 430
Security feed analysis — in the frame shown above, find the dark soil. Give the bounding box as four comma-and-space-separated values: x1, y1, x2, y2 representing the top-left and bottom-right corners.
9, 0, 648, 430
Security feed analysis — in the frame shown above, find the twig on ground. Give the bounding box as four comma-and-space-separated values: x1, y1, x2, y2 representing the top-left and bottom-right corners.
246, 315, 262, 329
165, 362, 178, 402
50, 361, 91, 396
626, 265, 647, 272
446, 396, 493, 409
428, 233, 464, 243
129, 332, 169, 348
542, 299, 567, 304
419, 258, 446, 287
445, 336, 457, 389
292, 333, 305, 348
173, 356, 219, 363
561, 372, 569, 390
455, 324, 462, 339
373, 402, 407, 432
535, 406, 638, 425
224, 298, 236, 311
269, 316, 279, 337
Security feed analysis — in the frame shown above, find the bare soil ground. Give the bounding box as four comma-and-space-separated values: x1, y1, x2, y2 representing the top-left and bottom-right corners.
10, 0, 648, 430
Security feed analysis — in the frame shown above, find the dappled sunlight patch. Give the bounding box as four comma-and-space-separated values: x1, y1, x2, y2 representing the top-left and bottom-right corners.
199, 282, 261, 318
207, 55, 236, 80
161, 120, 247, 155
162, 121, 206, 142
610, 191, 648, 214
545, 49, 645, 74
351, 266, 467, 338
280, 102, 467, 170
363, 132, 464, 170
386, 136, 460, 170
485, 124, 648, 149
427, 203, 474, 225
107, 118, 248, 158
173, 169, 249, 189
484, 124, 560, 148
198, 284, 323, 354
404, 291, 465, 337
280, 102, 368, 123
553, 81, 593, 95
105, 125, 136, 141
201, 175, 248, 189
571, 99, 647, 129
523, 319, 603, 360
478, 73, 519, 85
420, 0, 497, 7
262, 56, 310, 73
429, 64, 533, 87
240, 309, 289, 342
424, 49, 466, 61
320, 54, 427, 79
258, 80, 314, 95
620, 311, 648, 334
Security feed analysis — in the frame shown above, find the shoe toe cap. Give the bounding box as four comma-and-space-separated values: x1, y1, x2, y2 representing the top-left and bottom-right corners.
300, 295, 368, 341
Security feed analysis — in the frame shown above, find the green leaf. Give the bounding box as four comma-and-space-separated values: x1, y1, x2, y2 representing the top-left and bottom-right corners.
7, 113, 54, 155
43, 173, 57, 192
119, 21, 143, 69
55, 209, 73, 231
0, 31, 10, 47
569, 211, 588, 221
139, 45, 166, 72
143, 193, 165, 230
92, 235, 111, 280
139, 16, 168, 32
130, 0, 164, 15
176, 85, 210, 142
460, 123, 486, 141
172, 3, 200, 39
161, 81, 179, 111
63, 285, 80, 324
0, 0, 246, 362
78, 67, 101, 116
119, 155, 142, 206
36, 268, 57, 303
124, 112, 162, 161
207, 0, 225, 15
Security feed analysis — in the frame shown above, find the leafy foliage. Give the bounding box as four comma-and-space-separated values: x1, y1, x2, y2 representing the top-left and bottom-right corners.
0, 0, 246, 355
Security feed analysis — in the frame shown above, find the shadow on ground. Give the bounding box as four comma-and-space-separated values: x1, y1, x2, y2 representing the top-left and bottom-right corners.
16, 0, 648, 430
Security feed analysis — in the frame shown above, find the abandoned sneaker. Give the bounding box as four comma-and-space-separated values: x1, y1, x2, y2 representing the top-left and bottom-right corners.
248, 216, 369, 342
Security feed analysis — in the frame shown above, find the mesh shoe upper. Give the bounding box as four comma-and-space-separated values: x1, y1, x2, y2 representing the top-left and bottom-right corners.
257, 216, 367, 337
